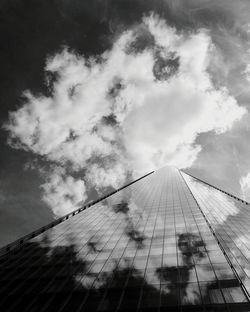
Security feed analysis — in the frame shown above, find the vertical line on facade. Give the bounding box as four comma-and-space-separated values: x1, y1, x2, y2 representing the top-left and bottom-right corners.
179, 169, 250, 303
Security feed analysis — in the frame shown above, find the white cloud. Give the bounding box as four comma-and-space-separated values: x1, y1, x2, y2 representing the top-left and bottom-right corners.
41, 167, 87, 216
245, 63, 250, 84
4, 14, 246, 214
85, 162, 130, 191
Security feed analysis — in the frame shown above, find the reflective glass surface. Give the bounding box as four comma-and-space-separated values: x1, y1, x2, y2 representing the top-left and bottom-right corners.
183, 171, 250, 299
0, 167, 249, 311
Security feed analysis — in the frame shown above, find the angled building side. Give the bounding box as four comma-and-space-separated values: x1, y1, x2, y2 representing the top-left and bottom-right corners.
0, 166, 249, 311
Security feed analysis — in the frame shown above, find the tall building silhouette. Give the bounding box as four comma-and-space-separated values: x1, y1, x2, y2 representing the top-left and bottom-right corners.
1, 166, 250, 311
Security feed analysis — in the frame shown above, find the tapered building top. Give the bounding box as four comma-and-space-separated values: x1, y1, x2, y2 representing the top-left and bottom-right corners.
0, 166, 250, 311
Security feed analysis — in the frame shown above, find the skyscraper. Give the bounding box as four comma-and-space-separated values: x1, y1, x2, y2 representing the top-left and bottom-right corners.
0, 166, 250, 311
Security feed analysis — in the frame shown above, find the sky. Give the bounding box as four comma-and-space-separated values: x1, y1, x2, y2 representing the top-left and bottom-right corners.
1, 0, 250, 247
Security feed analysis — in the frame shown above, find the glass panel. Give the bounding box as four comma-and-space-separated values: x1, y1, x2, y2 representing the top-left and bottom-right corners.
0, 167, 249, 311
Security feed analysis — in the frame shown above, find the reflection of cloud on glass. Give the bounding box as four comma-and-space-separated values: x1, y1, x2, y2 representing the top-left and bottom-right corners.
98, 202, 115, 219
178, 233, 206, 265
231, 234, 250, 293
182, 282, 202, 305
87, 235, 101, 253
30, 194, 230, 308
182, 171, 250, 296
110, 194, 147, 248
3, 166, 250, 311
113, 201, 129, 214
157, 232, 216, 304
182, 173, 239, 225
125, 220, 146, 249
240, 172, 250, 201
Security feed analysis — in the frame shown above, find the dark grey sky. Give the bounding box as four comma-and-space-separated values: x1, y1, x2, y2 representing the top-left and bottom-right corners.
1, 0, 250, 247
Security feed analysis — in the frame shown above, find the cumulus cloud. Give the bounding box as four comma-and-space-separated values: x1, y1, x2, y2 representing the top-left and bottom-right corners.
85, 162, 129, 191
4, 14, 246, 215
245, 64, 250, 84
41, 167, 87, 216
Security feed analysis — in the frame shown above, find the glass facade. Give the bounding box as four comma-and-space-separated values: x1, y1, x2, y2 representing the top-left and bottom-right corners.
182, 172, 250, 300
0, 166, 250, 311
